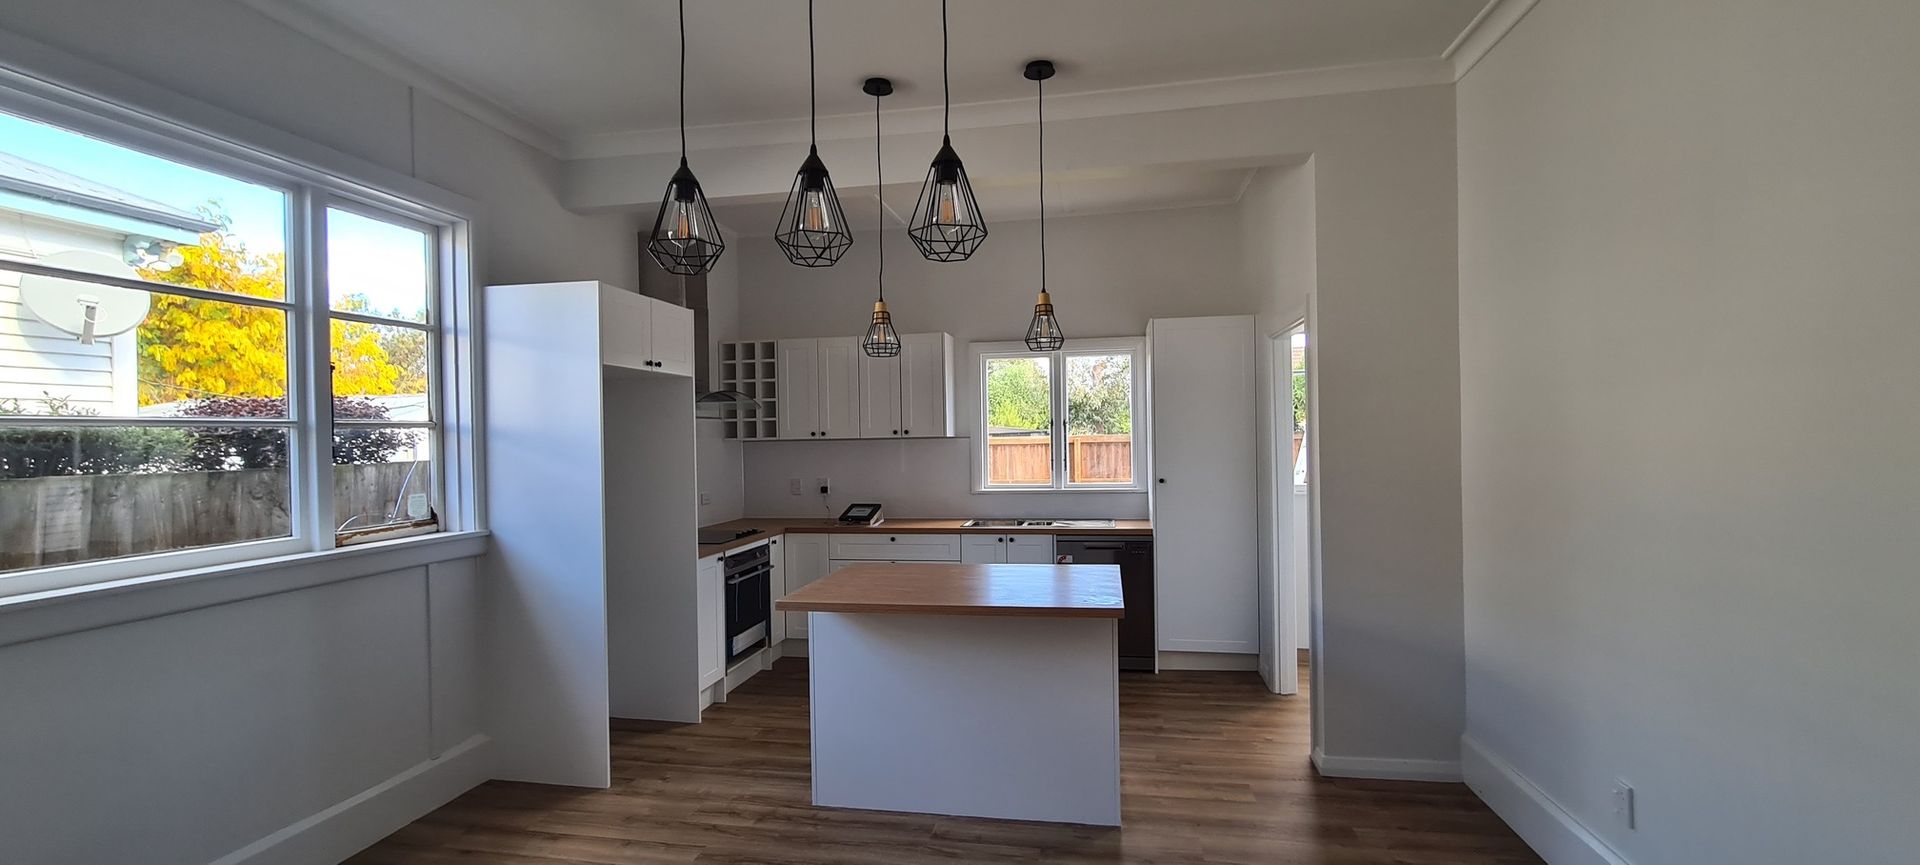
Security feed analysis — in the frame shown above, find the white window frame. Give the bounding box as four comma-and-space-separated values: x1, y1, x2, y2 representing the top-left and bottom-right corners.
0, 66, 481, 600
971, 337, 1147, 493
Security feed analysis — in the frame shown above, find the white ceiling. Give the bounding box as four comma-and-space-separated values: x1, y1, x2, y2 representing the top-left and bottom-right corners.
271, 0, 1491, 145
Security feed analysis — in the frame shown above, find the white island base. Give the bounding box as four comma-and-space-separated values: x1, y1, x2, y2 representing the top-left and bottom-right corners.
807, 611, 1121, 826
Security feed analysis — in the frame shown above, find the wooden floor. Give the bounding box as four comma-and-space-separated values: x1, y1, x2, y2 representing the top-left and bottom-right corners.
349, 659, 1539, 864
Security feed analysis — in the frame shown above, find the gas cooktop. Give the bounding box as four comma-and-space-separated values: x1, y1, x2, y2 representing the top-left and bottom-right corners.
698, 527, 763, 545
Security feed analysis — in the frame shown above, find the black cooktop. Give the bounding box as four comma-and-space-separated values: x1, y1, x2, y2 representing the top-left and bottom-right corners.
698, 527, 763, 546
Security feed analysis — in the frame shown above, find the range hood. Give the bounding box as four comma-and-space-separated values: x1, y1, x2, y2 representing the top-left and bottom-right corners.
642, 266, 760, 419
695, 388, 758, 419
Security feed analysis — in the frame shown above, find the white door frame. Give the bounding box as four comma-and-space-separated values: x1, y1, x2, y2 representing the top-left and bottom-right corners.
1261, 316, 1309, 695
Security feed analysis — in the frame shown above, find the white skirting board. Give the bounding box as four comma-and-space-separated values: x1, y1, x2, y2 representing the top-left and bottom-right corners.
1157, 650, 1259, 671
1462, 736, 1631, 865
1311, 748, 1461, 782
209, 734, 491, 865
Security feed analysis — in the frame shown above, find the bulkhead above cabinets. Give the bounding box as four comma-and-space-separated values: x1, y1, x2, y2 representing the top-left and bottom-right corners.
718, 333, 954, 441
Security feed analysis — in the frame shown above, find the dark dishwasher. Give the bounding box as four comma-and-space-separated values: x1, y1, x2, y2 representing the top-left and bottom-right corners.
1056, 536, 1155, 671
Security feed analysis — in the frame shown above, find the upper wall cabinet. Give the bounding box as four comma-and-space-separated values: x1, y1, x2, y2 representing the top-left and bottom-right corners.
600, 288, 694, 376
757, 332, 954, 441
861, 332, 954, 438
777, 337, 862, 439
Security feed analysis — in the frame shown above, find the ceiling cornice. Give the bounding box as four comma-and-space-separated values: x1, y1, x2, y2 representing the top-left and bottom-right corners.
568, 57, 1457, 160
1445, 0, 1543, 80
237, 0, 567, 158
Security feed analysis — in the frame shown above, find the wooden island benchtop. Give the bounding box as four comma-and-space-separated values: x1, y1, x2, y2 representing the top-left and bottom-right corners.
775, 562, 1125, 619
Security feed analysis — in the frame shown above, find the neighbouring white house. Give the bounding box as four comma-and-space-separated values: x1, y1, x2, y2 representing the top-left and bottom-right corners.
0, 151, 216, 416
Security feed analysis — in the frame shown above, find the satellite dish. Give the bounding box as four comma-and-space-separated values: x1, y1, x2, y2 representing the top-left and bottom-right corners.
19, 251, 152, 345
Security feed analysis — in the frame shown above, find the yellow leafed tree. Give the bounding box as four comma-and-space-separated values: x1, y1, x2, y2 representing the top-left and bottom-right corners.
137, 227, 404, 405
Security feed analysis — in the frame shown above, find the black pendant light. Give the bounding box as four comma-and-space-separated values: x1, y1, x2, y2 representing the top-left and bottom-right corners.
861, 78, 902, 358
773, 0, 853, 267
907, 0, 987, 262
1024, 60, 1064, 352
646, 0, 725, 276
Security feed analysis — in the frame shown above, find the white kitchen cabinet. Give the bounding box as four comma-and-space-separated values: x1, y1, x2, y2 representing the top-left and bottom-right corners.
1006, 534, 1057, 564
697, 556, 724, 690
486, 281, 701, 785
777, 337, 861, 438
859, 332, 954, 438
782, 533, 830, 639
961, 534, 1005, 564
899, 332, 954, 437
768, 536, 787, 644
820, 337, 862, 438
961, 534, 1057, 564
858, 346, 903, 438
1149, 315, 1257, 655
829, 533, 963, 562
777, 340, 820, 439
650, 301, 695, 376
599, 286, 694, 376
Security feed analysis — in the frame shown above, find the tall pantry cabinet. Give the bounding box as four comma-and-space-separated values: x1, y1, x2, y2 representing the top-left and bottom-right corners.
1148, 315, 1258, 655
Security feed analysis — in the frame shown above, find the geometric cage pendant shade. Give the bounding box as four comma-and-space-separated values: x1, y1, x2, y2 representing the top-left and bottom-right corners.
773, 0, 852, 267
907, 136, 988, 262
774, 147, 853, 267
647, 158, 726, 276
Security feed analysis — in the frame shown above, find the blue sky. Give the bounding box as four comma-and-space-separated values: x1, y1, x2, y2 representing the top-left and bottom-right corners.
1, 109, 426, 319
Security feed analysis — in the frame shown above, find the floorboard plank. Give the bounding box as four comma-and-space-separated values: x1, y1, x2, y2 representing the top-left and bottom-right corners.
346, 660, 1537, 864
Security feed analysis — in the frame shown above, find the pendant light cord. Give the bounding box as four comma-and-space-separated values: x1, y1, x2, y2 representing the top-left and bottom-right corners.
1038, 73, 1047, 295
940, 0, 951, 135
808, 0, 817, 146
875, 93, 885, 300
677, 0, 687, 160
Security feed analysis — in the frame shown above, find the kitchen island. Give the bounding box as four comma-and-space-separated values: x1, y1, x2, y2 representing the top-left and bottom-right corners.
776, 562, 1125, 826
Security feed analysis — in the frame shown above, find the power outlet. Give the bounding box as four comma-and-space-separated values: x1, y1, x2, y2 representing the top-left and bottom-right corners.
1611, 780, 1636, 830
789, 478, 803, 496
816, 477, 830, 496
699, 491, 712, 506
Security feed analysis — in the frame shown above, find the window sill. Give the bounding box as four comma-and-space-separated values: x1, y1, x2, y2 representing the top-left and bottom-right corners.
971, 487, 1147, 495
0, 530, 488, 648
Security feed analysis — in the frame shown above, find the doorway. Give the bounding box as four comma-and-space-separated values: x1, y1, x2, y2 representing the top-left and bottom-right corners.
1260, 321, 1312, 697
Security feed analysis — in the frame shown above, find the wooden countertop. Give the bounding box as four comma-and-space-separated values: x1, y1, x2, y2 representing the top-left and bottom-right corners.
697, 516, 1152, 557
775, 562, 1124, 619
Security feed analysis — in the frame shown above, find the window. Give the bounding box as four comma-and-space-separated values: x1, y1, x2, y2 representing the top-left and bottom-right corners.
975, 338, 1145, 491
0, 94, 469, 595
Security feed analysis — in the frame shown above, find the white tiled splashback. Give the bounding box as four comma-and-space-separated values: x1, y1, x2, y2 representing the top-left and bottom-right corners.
742, 437, 1150, 520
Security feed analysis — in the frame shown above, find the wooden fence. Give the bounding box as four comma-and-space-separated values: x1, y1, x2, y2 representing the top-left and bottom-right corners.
987, 434, 1134, 485
0, 462, 428, 571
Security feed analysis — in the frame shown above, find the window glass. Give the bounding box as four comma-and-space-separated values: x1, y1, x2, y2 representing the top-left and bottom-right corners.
984, 355, 1053, 486
330, 321, 430, 408
333, 427, 435, 541
0, 273, 291, 418
0, 110, 288, 298
0, 425, 290, 572
326, 207, 429, 323
1065, 352, 1135, 485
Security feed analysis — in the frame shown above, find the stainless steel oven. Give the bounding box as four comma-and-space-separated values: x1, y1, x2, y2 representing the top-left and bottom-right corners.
723, 543, 772, 661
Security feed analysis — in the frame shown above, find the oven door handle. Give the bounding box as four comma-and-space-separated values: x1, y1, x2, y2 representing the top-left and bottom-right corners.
727, 570, 769, 586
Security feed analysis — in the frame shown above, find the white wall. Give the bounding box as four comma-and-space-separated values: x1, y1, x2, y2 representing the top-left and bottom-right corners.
0, 1, 643, 860
1458, 1, 1920, 862
738, 204, 1250, 519
1238, 164, 1318, 671
694, 236, 746, 525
